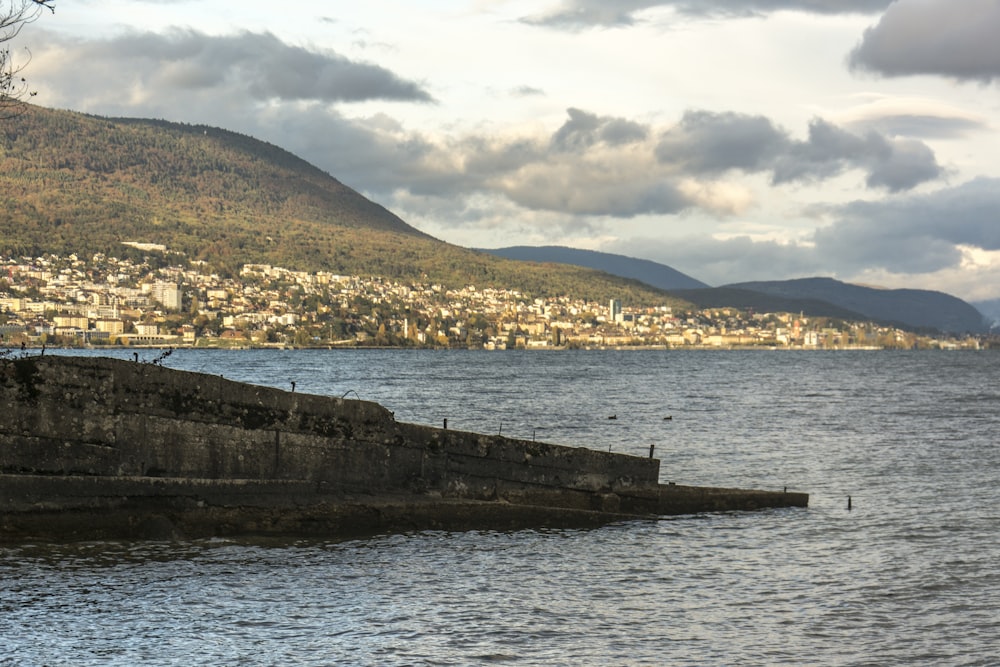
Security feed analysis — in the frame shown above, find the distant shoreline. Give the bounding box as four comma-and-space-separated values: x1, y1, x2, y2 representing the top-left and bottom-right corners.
6, 343, 990, 352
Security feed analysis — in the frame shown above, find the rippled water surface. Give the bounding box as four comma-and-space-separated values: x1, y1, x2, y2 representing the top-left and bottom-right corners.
3, 349, 998, 665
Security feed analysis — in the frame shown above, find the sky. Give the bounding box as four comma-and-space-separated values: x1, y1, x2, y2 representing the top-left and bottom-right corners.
17, 0, 1000, 302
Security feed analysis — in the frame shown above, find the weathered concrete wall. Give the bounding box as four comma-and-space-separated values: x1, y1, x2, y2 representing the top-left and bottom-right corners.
1, 356, 659, 506
0, 355, 806, 541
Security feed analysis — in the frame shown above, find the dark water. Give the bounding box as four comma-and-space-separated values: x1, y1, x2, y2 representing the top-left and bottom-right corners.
3, 349, 998, 665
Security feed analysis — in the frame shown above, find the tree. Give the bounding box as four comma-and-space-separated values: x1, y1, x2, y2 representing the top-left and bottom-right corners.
1, 1, 55, 115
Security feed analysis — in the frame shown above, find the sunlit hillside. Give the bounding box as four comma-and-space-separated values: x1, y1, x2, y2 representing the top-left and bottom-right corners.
0, 105, 688, 308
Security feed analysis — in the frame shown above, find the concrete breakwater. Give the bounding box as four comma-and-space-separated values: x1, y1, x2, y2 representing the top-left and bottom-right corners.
0, 355, 807, 541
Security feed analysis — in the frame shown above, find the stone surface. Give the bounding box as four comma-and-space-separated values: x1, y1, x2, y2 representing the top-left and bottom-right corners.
0, 355, 806, 541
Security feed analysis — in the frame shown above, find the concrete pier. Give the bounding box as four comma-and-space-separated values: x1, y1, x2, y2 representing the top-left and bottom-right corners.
0, 355, 806, 541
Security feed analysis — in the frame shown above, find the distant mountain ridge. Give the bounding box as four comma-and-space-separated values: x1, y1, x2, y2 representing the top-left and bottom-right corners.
669, 286, 870, 322
723, 278, 988, 334
971, 298, 1000, 330
484, 246, 987, 333
482, 246, 709, 291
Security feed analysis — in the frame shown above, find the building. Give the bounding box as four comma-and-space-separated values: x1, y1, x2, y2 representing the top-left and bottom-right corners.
94, 319, 125, 335
150, 282, 182, 311
53, 315, 89, 329
609, 299, 622, 323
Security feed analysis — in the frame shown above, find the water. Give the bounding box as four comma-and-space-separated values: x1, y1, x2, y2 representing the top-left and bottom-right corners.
2, 349, 998, 665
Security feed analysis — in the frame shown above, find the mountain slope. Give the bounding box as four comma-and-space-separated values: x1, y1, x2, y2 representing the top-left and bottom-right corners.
0, 105, 689, 307
971, 299, 1000, 330
670, 286, 870, 322
483, 246, 709, 291
483, 245, 985, 334
725, 278, 987, 333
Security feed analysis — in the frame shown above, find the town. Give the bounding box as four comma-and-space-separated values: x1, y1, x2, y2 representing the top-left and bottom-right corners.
0, 246, 985, 351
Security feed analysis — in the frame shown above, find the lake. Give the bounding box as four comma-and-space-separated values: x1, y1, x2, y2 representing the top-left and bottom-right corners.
2, 349, 997, 665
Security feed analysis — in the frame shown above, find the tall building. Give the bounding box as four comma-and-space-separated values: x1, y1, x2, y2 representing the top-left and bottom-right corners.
151, 282, 182, 311
609, 298, 622, 323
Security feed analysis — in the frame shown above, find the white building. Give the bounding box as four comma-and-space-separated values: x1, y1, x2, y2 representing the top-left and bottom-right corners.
609, 299, 622, 323
150, 282, 182, 311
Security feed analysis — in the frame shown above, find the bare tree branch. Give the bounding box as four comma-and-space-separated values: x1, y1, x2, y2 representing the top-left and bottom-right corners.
0, 0, 54, 117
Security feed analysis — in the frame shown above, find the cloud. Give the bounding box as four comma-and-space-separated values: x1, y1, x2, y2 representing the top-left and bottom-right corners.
656, 111, 941, 192
843, 112, 986, 139
34, 28, 434, 106
400, 108, 909, 220
551, 108, 648, 151
849, 0, 1000, 82
26, 29, 945, 226
525, 0, 891, 29
603, 178, 1000, 292
263, 107, 697, 219
656, 111, 785, 173
510, 85, 545, 97
608, 235, 823, 287
817, 178, 1000, 275
830, 96, 990, 139
523, 1, 663, 28
776, 120, 943, 192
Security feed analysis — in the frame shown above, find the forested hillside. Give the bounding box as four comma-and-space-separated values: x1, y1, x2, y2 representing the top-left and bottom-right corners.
0, 105, 688, 307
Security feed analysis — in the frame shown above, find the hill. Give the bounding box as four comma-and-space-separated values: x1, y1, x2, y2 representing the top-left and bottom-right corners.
0, 105, 688, 308
971, 298, 1000, 330
669, 286, 870, 322
482, 246, 708, 291
722, 278, 988, 334
483, 246, 986, 334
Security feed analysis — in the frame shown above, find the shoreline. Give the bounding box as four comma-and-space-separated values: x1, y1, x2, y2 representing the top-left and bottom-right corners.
4, 343, 988, 352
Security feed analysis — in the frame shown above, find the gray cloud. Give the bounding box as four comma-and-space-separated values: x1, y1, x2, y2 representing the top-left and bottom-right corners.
774, 120, 943, 192
609, 178, 1000, 287
861, 138, 941, 192
667, 0, 891, 15
42, 28, 433, 104
268, 107, 679, 218
819, 178, 1000, 275
502, 174, 690, 217
163, 102, 942, 218
656, 112, 941, 192
551, 108, 648, 151
523, 1, 663, 29
395, 108, 942, 223
526, 0, 890, 29
609, 235, 823, 287
26, 27, 946, 223
656, 111, 786, 173
849, 0, 1000, 82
